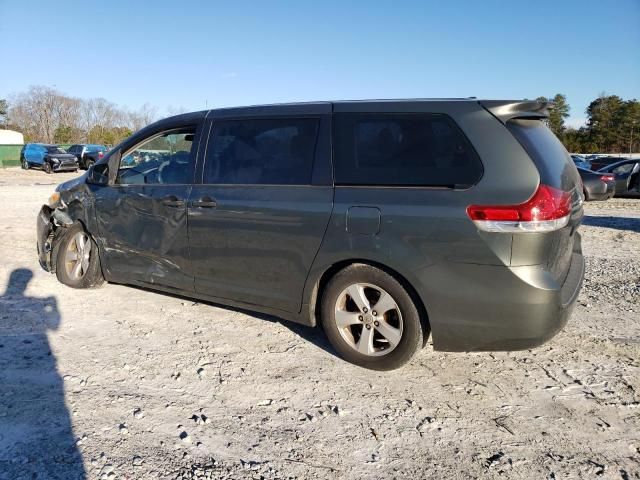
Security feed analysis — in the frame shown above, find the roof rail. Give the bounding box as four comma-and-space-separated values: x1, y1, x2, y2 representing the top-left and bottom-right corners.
479, 100, 552, 124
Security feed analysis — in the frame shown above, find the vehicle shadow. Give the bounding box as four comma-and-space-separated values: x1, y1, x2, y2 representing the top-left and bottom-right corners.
0, 269, 85, 480
582, 215, 640, 233
124, 284, 340, 359
253, 310, 338, 359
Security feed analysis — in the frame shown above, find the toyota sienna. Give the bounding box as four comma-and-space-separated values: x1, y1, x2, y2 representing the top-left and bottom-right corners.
37, 99, 585, 370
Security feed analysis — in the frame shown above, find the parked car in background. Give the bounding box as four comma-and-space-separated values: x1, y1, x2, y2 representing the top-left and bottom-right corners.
21, 143, 79, 173
66, 144, 108, 169
571, 154, 591, 170
577, 167, 615, 201
36, 99, 585, 370
597, 159, 640, 197
588, 156, 629, 171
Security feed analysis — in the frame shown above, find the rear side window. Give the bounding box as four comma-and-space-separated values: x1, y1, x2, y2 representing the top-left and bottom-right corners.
612, 163, 635, 175
333, 113, 482, 187
204, 118, 319, 185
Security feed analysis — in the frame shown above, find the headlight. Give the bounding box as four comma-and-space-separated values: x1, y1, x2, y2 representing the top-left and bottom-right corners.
48, 192, 61, 208
50, 157, 59, 163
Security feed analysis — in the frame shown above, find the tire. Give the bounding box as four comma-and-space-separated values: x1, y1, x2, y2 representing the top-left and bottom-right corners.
583, 188, 589, 202
43, 162, 52, 174
321, 264, 425, 370
21, 159, 29, 170
85, 159, 95, 169
55, 223, 104, 289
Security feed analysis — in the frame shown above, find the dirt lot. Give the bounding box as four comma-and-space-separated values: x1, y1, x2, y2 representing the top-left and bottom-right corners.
0, 167, 638, 480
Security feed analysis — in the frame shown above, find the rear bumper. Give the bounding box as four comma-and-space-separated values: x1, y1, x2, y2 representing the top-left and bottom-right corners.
424, 238, 585, 352
586, 180, 615, 201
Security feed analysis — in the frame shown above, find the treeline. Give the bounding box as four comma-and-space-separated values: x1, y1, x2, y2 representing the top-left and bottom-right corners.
1, 88, 638, 153
537, 93, 639, 154
0, 86, 169, 146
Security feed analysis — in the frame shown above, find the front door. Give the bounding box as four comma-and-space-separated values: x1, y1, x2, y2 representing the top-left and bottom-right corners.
188, 115, 333, 313
94, 127, 199, 293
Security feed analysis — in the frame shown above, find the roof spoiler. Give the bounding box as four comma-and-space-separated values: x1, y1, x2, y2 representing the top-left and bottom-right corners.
479, 100, 552, 124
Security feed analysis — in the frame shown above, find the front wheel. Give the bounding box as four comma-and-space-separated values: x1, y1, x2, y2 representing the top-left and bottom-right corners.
55, 224, 104, 289
43, 162, 52, 174
21, 159, 29, 170
321, 264, 426, 370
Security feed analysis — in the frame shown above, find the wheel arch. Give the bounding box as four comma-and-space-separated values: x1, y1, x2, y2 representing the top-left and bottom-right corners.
308, 259, 431, 343
49, 204, 100, 276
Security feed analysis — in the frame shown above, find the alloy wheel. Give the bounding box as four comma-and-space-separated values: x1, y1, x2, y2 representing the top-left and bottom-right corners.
334, 283, 403, 356
64, 232, 91, 280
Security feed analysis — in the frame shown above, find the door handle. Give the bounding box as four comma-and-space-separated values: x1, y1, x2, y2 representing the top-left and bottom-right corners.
162, 195, 185, 208
190, 196, 217, 208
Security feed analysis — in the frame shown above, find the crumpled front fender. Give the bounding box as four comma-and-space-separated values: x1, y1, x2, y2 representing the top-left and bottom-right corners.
36, 205, 74, 272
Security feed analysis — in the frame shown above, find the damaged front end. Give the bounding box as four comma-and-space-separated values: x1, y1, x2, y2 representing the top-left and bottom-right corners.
36, 194, 74, 272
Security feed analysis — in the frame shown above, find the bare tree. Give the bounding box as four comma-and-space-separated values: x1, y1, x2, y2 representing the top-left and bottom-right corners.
126, 103, 158, 131
166, 105, 188, 116
7, 85, 160, 144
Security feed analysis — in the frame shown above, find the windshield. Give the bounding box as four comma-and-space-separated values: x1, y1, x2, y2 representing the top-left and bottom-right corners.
46, 146, 67, 154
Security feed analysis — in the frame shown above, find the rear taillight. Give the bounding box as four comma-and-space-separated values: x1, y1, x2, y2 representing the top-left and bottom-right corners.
466, 184, 572, 233
600, 174, 614, 182
98, 151, 104, 159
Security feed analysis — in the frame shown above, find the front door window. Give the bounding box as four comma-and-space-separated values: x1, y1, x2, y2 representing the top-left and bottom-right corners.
117, 129, 195, 185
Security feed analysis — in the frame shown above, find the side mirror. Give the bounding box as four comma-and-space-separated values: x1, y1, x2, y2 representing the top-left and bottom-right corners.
87, 162, 109, 185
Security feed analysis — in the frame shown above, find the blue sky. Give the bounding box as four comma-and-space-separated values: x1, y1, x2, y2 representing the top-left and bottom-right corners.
1, 0, 638, 127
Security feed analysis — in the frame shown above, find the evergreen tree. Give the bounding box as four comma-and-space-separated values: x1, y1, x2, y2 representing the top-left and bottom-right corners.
536, 94, 570, 139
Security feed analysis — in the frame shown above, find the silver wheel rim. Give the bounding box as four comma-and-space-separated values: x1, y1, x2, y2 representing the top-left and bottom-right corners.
65, 232, 91, 280
334, 283, 403, 357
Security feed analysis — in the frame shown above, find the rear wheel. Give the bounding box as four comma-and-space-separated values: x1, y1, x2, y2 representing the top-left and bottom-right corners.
21, 159, 29, 170
321, 264, 425, 370
55, 224, 104, 289
43, 162, 52, 174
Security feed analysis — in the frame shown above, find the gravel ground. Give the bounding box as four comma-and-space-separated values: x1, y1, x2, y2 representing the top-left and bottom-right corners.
0, 167, 638, 480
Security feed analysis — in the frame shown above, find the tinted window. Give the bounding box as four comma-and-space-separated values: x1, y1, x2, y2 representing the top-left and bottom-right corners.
204, 118, 319, 185
333, 114, 482, 187
117, 129, 195, 185
612, 163, 635, 175
507, 119, 575, 189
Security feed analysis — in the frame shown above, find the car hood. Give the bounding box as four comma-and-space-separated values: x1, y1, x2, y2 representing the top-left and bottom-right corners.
56, 171, 88, 193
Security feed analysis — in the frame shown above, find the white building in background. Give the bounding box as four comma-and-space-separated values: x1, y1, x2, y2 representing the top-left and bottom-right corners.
0, 129, 24, 145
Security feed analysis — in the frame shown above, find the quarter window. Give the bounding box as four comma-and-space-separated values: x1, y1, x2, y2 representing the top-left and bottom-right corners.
204, 118, 319, 185
612, 163, 634, 175
117, 129, 196, 185
333, 114, 483, 187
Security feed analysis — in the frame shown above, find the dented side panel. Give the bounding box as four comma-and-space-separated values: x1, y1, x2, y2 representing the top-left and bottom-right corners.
92, 184, 194, 293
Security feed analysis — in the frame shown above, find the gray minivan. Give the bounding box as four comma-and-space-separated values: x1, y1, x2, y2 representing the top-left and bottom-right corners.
37, 99, 585, 370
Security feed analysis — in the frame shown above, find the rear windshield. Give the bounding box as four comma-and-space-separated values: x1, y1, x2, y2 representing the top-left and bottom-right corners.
333, 113, 483, 187
507, 119, 574, 189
